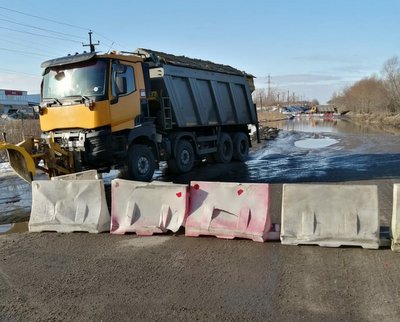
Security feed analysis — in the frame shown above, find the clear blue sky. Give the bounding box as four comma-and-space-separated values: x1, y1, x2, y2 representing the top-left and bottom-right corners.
0, 0, 399, 103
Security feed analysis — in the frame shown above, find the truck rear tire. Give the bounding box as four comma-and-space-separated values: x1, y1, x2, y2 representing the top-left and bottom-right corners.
127, 144, 155, 182
232, 132, 249, 162
168, 139, 194, 173
214, 132, 233, 163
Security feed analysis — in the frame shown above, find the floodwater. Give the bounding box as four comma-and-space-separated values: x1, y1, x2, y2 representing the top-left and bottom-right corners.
222, 117, 400, 183
0, 221, 28, 234
1, 116, 400, 223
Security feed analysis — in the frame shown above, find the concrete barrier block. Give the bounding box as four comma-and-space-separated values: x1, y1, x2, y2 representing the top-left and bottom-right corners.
51, 170, 98, 181
29, 179, 110, 233
391, 184, 400, 252
185, 181, 272, 242
110, 179, 188, 235
281, 184, 379, 249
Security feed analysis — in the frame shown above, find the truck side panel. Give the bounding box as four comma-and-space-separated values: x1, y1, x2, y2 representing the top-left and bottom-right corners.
150, 65, 256, 128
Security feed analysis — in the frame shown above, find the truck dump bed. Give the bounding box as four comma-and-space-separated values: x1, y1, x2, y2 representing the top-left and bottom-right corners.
136, 49, 257, 128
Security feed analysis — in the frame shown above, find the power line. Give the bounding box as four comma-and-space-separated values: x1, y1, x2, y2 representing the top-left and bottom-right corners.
0, 6, 131, 53
92, 31, 130, 51
0, 5, 88, 31
0, 16, 86, 41
0, 35, 64, 57
0, 67, 41, 78
0, 6, 119, 52
0, 47, 50, 57
0, 26, 82, 43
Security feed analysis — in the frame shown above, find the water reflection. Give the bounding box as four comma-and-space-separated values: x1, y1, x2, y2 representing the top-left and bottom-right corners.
0, 223, 12, 233
0, 222, 28, 234
295, 137, 339, 149
268, 117, 385, 135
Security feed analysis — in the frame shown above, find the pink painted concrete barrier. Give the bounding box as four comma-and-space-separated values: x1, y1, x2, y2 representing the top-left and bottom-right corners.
185, 181, 273, 242
111, 179, 188, 236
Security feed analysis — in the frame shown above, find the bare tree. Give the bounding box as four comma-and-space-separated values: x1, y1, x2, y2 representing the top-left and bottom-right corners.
382, 56, 400, 111
330, 77, 389, 113
310, 98, 319, 106
252, 88, 268, 110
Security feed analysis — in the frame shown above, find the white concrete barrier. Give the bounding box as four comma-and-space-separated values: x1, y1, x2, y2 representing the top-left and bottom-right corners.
185, 181, 273, 242
281, 184, 379, 249
29, 180, 110, 233
391, 184, 400, 252
51, 170, 98, 181
110, 179, 188, 235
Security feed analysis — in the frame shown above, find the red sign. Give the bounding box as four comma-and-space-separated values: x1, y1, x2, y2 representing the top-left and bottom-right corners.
5, 90, 23, 96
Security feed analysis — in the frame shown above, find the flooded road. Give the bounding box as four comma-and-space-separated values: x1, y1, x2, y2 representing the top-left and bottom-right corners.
215, 118, 400, 183
1, 117, 400, 223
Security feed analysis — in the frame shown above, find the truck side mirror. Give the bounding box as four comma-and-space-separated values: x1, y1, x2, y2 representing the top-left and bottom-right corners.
115, 75, 127, 95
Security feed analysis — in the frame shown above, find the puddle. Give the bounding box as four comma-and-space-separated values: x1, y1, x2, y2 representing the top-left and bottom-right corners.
295, 137, 338, 149
0, 222, 28, 234
0, 223, 12, 233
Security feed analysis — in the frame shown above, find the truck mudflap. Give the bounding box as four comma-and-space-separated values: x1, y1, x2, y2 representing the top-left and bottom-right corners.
0, 139, 37, 183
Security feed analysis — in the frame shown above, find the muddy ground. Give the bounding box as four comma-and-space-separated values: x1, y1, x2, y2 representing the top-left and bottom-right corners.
1, 178, 400, 322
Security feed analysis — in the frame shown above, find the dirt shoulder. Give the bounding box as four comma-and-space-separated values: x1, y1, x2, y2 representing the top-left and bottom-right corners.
347, 112, 400, 133
1, 179, 400, 321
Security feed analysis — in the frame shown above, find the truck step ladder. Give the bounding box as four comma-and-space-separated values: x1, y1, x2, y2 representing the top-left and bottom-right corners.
161, 97, 173, 130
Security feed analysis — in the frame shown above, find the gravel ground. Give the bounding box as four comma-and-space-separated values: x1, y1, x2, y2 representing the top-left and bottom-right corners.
1, 180, 400, 322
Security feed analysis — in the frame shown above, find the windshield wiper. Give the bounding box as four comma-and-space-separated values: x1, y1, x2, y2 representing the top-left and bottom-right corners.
63, 95, 91, 103
42, 98, 63, 106
63, 95, 94, 110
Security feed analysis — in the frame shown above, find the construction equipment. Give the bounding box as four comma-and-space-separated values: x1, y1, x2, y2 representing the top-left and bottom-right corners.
1, 45, 259, 183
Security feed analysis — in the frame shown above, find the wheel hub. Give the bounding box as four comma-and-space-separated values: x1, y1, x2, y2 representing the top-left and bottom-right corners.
137, 156, 149, 174
180, 150, 190, 165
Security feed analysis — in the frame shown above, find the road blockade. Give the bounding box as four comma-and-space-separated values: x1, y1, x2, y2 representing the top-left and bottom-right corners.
391, 184, 400, 252
280, 184, 379, 249
51, 170, 99, 180
185, 181, 272, 242
29, 179, 110, 233
110, 179, 188, 235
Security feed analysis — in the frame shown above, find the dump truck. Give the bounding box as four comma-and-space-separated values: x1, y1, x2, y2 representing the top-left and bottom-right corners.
1, 48, 259, 182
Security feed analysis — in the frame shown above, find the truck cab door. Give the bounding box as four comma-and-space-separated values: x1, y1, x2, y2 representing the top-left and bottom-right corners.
110, 61, 144, 132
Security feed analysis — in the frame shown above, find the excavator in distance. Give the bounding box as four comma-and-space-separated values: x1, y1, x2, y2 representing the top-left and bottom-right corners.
1, 43, 259, 183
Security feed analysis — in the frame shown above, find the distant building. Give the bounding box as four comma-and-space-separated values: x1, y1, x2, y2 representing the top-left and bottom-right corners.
0, 89, 40, 118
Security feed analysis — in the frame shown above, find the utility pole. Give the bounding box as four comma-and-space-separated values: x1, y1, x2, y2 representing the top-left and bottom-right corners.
267, 74, 271, 99
287, 90, 290, 104
83, 30, 100, 53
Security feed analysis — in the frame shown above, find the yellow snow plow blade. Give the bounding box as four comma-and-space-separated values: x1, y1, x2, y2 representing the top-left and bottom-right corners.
0, 139, 37, 183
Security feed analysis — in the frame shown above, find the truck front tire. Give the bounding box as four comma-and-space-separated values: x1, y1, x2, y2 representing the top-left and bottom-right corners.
214, 132, 233, 163
127, 144, 155, 182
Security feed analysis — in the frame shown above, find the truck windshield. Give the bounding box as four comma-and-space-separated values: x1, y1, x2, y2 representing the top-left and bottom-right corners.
42, 59, 108, 102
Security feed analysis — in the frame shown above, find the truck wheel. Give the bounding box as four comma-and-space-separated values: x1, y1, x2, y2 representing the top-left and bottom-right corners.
168, 139, 194, 173
214, 132, 233, 163
232, 132, 249, 162
127, 144, 155, 181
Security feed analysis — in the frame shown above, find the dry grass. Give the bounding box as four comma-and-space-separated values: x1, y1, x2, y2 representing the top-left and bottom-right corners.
257, 110, 289, 124
350, 113, 400, 127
